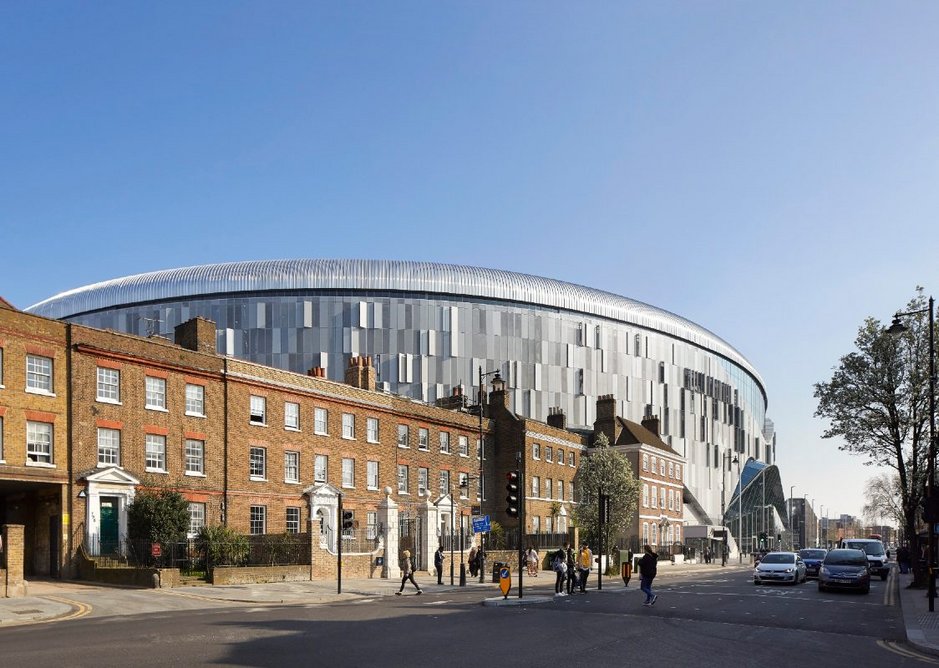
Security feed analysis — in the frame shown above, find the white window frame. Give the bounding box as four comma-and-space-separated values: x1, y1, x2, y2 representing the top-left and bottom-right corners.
250, 505, 266, 535
314, 454, 328, 483
418, 467, 428, 496
145, 376, 167, 411
569, 451, 575, 467
286, 507, 301, 534
249, 395, 267, 425
532, 443, 540, 460
459, 472, 469, 498
418, 427, 429, 450
458, 435, 469, 457
650, 485, 657, 508
0, 415, 4, 462
532, 476, 540, 497
366, 511, 378, 540
185, 383, 205, 416
250, 446, 266, 480
367, 460, 379, 490
185, 439, 205, 476
188, 503, 206, 538
366, 417, 379, 443
341, 457, 355, 488
676, 464, 682, 481
557, 479, 563, 500
145, 434, 167, 472
439, 469, 450, 495
26, 355, 54, 394
397, 465, 409, 494
397, 424, 409, 448
439, 431, 450, 454
97, 427, 120, 467
342, 413, 355, 439
26, 420, 53, 465
545, 478, 552, 500
96, 367, 120, 403
314, 407, 328, 435
545, 446, 553, 463
643, 484, 649, 507
285, 402, 300, 430
284, 450, 300, 483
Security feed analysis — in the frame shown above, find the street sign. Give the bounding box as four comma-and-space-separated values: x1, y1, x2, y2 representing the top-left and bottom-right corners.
151, 543, 161, 557
471, 505, 481, 515
472, 515, 491, 533
499, 567, 511, 598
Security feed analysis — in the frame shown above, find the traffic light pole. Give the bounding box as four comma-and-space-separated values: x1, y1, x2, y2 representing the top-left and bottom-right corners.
337, 492, 343, 594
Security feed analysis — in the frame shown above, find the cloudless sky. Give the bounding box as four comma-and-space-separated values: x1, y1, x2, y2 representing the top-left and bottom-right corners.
3, 1, 939, 522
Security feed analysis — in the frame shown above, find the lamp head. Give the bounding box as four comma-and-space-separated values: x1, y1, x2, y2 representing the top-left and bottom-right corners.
490, 371, 505, 392
887, 315, 908, 337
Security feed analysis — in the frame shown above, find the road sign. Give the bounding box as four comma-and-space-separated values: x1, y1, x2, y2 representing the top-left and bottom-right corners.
471, 505, 481, 515
472, 515, 491, 533
499, 567, 511, 598
151, 543, 161, 557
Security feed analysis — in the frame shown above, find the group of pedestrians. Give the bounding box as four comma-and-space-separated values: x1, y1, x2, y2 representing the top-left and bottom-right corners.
551, 542, 593, 596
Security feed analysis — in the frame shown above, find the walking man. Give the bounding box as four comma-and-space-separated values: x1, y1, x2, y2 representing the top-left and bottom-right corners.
577, 542, 593, 592
434, 545, 445, 584
396, 550, 423, 595
638, 544, 658, 606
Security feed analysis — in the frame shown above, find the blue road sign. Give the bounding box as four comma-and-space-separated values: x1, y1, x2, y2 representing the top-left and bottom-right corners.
472, 515, 491, 533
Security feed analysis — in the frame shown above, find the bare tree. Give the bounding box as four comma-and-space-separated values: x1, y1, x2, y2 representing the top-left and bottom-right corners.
861, 474, 904, 529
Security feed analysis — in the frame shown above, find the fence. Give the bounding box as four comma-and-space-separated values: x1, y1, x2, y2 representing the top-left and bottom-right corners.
489, 529, 569, 551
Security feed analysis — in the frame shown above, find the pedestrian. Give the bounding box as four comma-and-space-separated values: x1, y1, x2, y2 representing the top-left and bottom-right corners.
527, 546, 539, 576
396, 549, 423, 595
578, 542, 593, 592
552, 545, 568, 595
434, 545, 445, 584
638, 544, 658, 606
566, 542, 577, 594
468, 545, 478, 577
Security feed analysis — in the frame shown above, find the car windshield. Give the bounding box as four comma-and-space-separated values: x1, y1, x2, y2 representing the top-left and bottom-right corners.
825, 551, 867, 566
844, 541, 885, 556
760, 554, 794, 564
799, 550, 826, 559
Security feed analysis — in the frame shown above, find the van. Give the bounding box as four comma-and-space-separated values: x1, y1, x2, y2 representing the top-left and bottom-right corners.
839, 538, 889, 580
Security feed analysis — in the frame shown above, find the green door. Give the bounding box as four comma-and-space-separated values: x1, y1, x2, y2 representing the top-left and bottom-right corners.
100, 497, 119, 555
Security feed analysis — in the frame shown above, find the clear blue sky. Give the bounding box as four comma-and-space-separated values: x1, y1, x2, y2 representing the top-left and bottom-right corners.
3, 2, 938, 522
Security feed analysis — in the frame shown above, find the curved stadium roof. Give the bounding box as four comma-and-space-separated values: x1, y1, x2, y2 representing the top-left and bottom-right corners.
26, 258, 764, 394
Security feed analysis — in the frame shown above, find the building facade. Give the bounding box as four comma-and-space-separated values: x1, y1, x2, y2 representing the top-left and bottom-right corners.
26, 259, 774, 530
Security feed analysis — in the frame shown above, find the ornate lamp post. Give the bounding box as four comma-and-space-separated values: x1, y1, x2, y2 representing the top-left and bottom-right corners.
888, 296, 935, 612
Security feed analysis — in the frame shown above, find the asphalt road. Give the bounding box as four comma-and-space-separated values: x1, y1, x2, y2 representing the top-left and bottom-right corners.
0, 569, 932, 667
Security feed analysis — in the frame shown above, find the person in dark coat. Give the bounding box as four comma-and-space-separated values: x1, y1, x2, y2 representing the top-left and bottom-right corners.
434, 545, 445, 584
638, 544, 658, 606
566, 542, 577, 594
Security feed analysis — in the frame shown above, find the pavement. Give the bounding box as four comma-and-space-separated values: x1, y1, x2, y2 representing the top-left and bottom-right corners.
4, 558, 939, 656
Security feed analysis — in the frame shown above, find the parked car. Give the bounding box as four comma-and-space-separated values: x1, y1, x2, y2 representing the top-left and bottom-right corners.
840, 538, 890, 580
818, 548, 871, 594
753, 551, 806, 585
798, 548, 828, 578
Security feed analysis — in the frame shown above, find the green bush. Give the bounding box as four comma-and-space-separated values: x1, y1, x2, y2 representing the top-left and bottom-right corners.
127, 490, 189, 544
198, 525, 249, 567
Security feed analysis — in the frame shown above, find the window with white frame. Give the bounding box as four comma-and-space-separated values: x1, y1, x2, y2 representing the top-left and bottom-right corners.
314, 407, 328, 434
533, 443, 540, 460
545, 516, 553, 534
418, 467, 428, 496
651, 523, 658, 545
96, 367, 120, 402
26, 355, 53, 393
557, 448, 564, 465
668, 462, 674, 478
439, 469, 450, 495
188, 503, 205, 537
651, 456, 657, 473
568, 481, 574, 502
97, 427, 119, 466
660, 460, 666, 476
27, 421, 53, 464
249, 396, 266, 425
342, 413, 355, 439
185, 384, 205, 416
650, 485, 657, 508
439, 431, 450, 453
286, 507, 301, 534
185, 439, 204, 475
0, 346, 4, 387
459, 435, 468, 457
0, 416, 4, 461
367, 417, 379, 443
145, 376, 166, 410
366, 511, 378, 539
284, 451, 300, 483
642, 454, 649, 471
545, 446, 553, 463
458, 472, 469, 498
532, 516, 541, 533
568, 451, 575, 467
643, 484, 649, 507
249, 447, 266, 479
545, 478, 552, 499
314, 454, 328, 483
557, 479, 563, 500
285, 402, 300, 430
659, 488, 666, 508
250, 505, 266, 535
642, 522, 649, 544
145, 434, 167, 472
397, 465, 409, 493
532, 476, 540, 497
676, 464, 682, 481
418, 427, 429, 450
476, 437, 482, 461
367, 460, 379, 489
341, 458, 355, 488
397, 424, 409, 448
667, 489, 673, 511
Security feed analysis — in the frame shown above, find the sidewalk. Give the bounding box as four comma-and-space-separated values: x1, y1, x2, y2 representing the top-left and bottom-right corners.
897, 569, 939, 656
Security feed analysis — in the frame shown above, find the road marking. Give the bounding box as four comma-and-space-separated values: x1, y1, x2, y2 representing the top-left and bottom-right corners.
878, 639, 939, 664
423, 600, 452, 605
885, 567, 896, 607
36, 595, 92, 625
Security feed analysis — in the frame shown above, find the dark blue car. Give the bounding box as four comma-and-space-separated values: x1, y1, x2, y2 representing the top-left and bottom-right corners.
798, 548, 828, 578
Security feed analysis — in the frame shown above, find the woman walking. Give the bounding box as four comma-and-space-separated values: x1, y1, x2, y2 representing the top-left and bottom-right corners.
638, 544, 658, 606
396, 549, 423, 595
527, 546, 539, 576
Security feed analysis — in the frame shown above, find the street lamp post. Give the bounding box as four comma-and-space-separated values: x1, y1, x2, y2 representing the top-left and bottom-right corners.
735, 456, 742, 564
789, 486, 796, 551
476, 367, 503, 584
888, 296, 936, 612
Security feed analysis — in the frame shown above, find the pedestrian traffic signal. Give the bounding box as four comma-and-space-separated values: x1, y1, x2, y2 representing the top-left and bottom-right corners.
505, 470, 520, 518
342, 510, 355, 530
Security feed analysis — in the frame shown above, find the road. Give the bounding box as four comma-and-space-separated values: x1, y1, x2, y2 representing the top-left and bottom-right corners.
0, 568, 932, 667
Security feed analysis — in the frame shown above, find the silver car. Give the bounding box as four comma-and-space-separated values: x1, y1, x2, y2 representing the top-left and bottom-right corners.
753, 551, 807, 585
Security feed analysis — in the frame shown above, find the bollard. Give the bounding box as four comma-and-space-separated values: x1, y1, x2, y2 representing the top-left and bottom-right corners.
460, 563, 466, 586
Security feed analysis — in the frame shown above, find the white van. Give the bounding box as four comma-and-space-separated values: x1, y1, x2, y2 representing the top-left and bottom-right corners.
840, 538, 889, 580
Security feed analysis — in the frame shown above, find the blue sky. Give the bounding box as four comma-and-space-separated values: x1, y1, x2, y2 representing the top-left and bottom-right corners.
3, 2, 938, 521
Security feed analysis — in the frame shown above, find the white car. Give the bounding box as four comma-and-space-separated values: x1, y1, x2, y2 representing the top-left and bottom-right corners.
753, 551, 807, 585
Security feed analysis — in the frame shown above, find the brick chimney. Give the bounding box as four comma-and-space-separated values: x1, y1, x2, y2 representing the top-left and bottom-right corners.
174, 318, 217, 354
344, 355, 376, 391
641, 415, 661, 436
307, 367, 327, 378
547, 407, 567, 430
593, 394, 618, 444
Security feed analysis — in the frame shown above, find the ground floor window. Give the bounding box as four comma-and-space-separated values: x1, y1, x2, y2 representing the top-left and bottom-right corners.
250, 505, 266, 535
188, 503, 205, 537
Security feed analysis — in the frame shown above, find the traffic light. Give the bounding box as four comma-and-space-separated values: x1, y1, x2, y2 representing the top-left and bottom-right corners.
505, 470, 520, 518
342, 510, 355, 531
